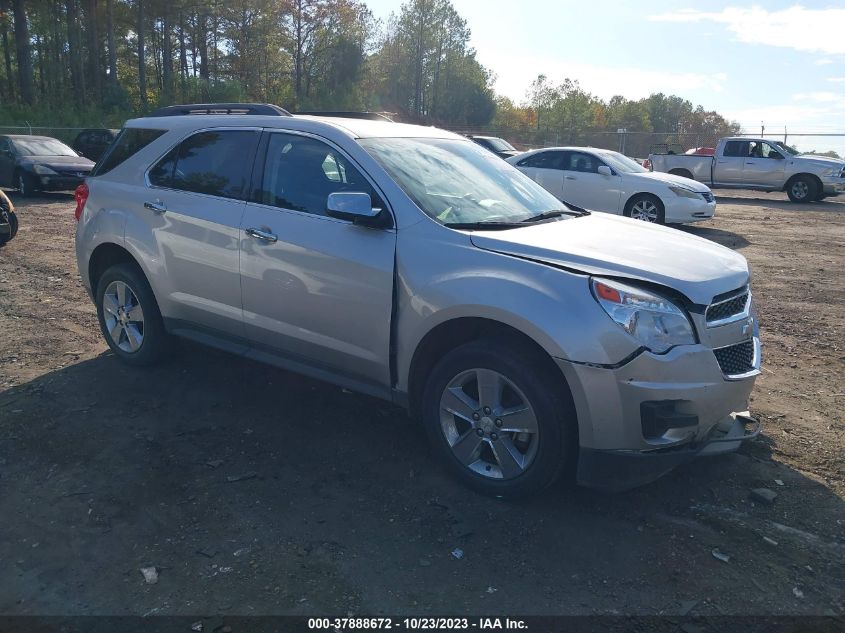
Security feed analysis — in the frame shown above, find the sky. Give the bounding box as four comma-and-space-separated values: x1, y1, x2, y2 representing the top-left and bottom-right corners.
363, 0, 845, 156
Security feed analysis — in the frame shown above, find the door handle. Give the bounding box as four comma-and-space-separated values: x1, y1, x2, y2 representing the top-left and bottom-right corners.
246, 227, 278, 243
565, 175, 577, 180
143, 200, 167, 213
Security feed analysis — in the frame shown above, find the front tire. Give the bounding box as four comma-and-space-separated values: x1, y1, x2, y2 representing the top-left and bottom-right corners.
421, 340, 573, 497
0, 210, 17, 245
625, 194, 665, 224
786, 176, 818, 203
16, 172, 36, 197
95, 263, 169, 366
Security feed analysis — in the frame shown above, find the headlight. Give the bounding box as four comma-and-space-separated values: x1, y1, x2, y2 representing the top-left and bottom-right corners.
668, 185, 701, 199
820, 168, 839, 177
33, 165, 58, 175
591, 278, 696, 354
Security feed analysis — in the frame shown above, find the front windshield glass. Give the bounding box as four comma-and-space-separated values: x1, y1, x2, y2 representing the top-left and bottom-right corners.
485, 137, 516, 152
773, 141, 799, 156
597, 151, 648, 174
359, 137, 566, 226
13, 138, 78, 157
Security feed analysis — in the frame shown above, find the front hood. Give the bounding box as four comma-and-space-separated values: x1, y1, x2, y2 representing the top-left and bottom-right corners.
469, 213, 748, 305
21, 156, 95, 171
632, 170, 710, 192
794, 155, 845, 169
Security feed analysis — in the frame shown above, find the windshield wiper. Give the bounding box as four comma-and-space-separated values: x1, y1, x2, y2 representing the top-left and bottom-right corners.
520, 204, 591, 223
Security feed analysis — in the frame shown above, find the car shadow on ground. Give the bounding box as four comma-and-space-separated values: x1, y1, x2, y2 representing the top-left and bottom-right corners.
677, 224, 751, 250
1, 344, 843, 615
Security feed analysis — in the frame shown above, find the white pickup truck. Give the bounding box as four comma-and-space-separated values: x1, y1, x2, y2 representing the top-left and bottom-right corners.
649, 137, 845, 203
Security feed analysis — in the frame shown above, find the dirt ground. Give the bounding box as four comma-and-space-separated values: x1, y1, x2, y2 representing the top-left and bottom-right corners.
0, 189, 843, 619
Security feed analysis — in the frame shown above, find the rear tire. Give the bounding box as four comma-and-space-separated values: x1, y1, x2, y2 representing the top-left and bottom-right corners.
786, 175, 818, 203
625, 194, 665, 224
95, 263, 170, 366
421, 340, 574, 498
669, 168, 694, 180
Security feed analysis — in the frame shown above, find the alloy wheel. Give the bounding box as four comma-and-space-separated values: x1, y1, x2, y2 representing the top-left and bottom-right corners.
17, 175, 26, 197
102, 280, 145, 353
791, 181, 809, 200
630, 199, 659, 222
438, 368, 540, 480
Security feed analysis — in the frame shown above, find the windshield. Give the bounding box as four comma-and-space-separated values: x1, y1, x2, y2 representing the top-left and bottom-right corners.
359, 137, 567, 226
12, 138, 78, 157
597, 151, 648, 174
483, 137, 517, 152
773, 141, 799, 156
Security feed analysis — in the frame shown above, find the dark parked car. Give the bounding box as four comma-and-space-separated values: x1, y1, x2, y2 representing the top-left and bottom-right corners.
0, 135, 95, 196
72, 128, 119, 161
469, 135, 521, 159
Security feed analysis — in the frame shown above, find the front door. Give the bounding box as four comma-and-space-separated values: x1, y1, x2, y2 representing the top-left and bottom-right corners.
239, 131, 396, 388
741, 141, 786, 188
560, 151, 622, 213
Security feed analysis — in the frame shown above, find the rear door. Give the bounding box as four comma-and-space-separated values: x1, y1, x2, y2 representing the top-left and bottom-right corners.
713, 140, 747, 185
559, 151, 622, 213
514, 151, 566, 199
142, 128, 260, 338
238, 130, 396, 388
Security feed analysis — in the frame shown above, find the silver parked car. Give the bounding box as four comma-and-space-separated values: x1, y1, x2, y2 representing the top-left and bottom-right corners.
75, 103, 761, 497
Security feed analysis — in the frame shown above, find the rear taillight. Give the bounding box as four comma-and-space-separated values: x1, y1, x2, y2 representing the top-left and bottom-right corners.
74, 183, 89, 221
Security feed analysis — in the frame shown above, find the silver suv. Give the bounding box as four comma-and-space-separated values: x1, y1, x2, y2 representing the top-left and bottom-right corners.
75, 103, 761, 497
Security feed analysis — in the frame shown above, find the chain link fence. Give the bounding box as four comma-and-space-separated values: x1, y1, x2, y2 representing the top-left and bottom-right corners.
444, 125, 845, 160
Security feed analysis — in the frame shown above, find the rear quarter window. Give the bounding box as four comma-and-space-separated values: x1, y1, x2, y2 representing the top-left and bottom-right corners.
93, 128, 167, 176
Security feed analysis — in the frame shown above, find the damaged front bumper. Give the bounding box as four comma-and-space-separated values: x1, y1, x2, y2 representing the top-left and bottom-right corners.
577, 412, 761, 492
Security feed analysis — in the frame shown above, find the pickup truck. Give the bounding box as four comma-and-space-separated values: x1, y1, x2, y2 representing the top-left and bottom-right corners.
649, 137, 845, 203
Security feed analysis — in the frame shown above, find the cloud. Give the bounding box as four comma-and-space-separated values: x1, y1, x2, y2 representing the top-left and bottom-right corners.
827, 77, 845, 83
649, 6, 845, 55
792, 91, 845, 104
815, 59, 834, 66
488, 55, 728, 104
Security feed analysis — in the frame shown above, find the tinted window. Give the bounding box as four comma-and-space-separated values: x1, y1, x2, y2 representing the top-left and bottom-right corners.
563, 151, 600, 173
0, 138, 10, 153
517, 151, 563, 169
723, 141, 747, 157
256, 133, 380, 216
149, 130, 258, 200
94, 128, 166, 176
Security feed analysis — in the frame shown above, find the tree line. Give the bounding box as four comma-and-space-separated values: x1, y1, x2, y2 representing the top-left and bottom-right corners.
1, 0, 741, 153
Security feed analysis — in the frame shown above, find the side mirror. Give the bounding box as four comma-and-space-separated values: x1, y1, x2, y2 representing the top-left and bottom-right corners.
597, 165, 613, 177
771, 153, 784, 160
326, 192, 390, 227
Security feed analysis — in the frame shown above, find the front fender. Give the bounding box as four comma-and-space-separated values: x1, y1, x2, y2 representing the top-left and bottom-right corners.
393, 223, 641, 393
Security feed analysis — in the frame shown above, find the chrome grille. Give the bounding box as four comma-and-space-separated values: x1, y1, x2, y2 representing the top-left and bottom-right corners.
706, 287, 749, 325
714, 340, 755, 376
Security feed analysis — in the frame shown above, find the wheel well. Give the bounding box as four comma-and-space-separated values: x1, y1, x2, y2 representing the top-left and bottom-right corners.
669, 168, 693, 179
407, 317, 574, 421
88, 243, 142, 295
783, 173, 822, 192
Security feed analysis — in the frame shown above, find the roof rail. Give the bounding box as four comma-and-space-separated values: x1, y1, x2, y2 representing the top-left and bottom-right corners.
295, 111, 394, 122
148, 103, 292, 117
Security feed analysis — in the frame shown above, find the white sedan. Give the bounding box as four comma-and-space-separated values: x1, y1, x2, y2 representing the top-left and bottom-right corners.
506, 147, 716, 224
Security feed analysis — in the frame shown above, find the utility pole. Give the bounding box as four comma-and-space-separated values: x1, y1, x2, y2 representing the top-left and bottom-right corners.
761, 121, 765, 137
